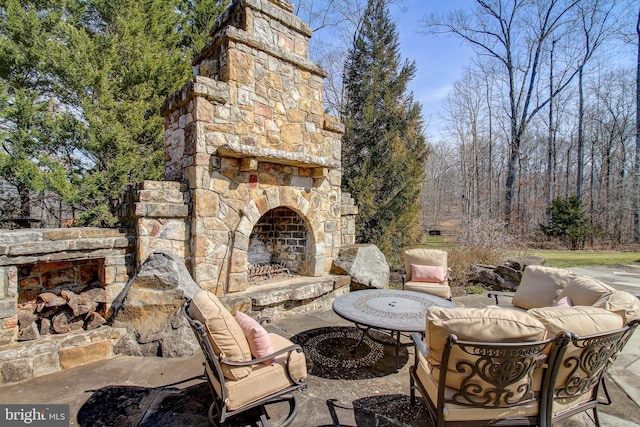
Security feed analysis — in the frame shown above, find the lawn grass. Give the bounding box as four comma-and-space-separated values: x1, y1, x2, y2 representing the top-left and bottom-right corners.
510, 249, 640, 268
421, 236, 640, 268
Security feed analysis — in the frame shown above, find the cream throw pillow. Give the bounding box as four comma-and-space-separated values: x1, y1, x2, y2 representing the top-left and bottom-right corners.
512, 266, 574, 309
559, 274, 614, 307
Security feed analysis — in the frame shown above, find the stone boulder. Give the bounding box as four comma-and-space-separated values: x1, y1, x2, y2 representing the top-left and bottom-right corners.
468, 257, 543, 291
330, 244, 389, 290
111, 250, 200, 357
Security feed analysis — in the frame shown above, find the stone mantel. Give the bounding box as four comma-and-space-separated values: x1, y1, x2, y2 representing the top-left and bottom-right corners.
217, 143, 341, 169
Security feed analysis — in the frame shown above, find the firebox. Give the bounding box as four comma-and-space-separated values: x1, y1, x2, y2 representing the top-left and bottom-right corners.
248, 207, 309, 281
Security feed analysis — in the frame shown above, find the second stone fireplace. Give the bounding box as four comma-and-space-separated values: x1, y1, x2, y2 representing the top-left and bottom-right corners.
159, 0, 356, 294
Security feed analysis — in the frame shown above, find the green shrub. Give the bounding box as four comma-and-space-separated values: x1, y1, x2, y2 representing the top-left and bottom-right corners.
466, 284, 486, 294
541, 195, 591, 250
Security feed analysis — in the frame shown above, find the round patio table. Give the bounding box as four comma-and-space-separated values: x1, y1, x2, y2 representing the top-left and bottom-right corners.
332, 289, 456, 371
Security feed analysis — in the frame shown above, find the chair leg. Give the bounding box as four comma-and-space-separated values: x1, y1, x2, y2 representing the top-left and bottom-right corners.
279, 394, 299, 427
599, 377, 612, 405
592, 407, 601, 427
410, 375, 416, 405
208, 402, 228, 427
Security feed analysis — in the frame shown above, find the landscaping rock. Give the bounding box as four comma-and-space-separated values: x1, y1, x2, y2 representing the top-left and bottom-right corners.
505, 256, 544, 271
331, 244, 390, 290
468, 265, 505, 290
111, 250, 199, 357
494, 265, 522, 290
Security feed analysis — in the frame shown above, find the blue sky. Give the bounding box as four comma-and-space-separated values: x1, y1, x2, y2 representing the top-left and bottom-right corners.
389, 0, 474, 139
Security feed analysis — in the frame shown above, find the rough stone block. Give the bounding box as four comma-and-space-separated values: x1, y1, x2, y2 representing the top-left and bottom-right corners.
33, 352, 60, 377
0, 357, 33, 384
59, 341, 112, 370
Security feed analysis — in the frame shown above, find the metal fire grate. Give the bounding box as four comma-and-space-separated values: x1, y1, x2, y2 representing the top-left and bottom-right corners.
248, 262, 292, 281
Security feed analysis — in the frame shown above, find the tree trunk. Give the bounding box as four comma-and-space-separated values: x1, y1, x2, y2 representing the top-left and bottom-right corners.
634, 7, 640, 242
577, 64, 585, 200
547, 40, 555, 213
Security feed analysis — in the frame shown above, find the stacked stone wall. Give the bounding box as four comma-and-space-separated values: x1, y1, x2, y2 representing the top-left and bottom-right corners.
341, 192, 358, 245
119, 180, 190, 268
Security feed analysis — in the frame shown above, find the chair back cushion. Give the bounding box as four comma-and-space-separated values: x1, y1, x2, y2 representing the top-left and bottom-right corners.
188, 290, 252, 380
601, 290, 640, 323
558, 274, 614, 307
403, 248, 447, 282
528, 305, 625, 398
527, 306, 623, 337
512, 266, 574, 309
426, 307, 548, 392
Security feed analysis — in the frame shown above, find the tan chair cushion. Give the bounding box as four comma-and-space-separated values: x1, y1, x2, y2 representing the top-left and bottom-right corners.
558, 274, 614, 307
527, 306, 624, 337
426, 307, 548, 363
404, 281, 452, 299
189, 290, 252, 380
426, 307, 548, 393
414, 346, 540, 422
208, 334, 307, 411
403, 248, 447, 282
512, 266, 574, 309
601, 290, 640, 323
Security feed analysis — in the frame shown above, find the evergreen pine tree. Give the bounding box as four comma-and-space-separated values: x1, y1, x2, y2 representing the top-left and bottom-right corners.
341, 0, 427, 268
0, 0, 82, 220
0, 0, 226, 226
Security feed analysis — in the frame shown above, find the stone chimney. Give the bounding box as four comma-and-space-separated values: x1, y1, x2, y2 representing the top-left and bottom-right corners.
160, 0, 353, 294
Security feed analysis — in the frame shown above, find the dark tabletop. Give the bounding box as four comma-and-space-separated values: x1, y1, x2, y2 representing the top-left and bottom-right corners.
332, 289, 456, 332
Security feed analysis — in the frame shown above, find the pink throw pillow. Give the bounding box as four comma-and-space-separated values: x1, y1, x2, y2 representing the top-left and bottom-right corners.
555, 296, 573, 307
411, 264, 446, 283
234, 311, 274, 364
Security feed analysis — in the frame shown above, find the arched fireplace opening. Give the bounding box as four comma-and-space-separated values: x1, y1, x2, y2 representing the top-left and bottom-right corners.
247, 207, 309, 283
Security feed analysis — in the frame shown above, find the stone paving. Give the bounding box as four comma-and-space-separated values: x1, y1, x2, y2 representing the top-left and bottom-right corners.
0, 266, 639, 426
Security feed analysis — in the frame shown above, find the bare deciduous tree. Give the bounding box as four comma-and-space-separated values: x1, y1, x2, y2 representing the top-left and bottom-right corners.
422, 0, 582, 227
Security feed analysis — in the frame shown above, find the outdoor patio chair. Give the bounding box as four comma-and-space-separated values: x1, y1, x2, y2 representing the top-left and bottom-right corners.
410, 331, 561, 427
541, 319, 639, 426
402, 248, 452, 300
184, 290, 307, 426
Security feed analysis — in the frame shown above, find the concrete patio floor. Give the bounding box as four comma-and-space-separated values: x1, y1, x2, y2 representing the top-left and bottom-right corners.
1, 265, 639, 426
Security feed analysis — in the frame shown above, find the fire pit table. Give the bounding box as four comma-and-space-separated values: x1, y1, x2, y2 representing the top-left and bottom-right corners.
332, 289, 456, 371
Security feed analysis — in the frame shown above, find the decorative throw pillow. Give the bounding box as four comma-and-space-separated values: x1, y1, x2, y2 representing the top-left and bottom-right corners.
411, 264, 446, 283
234, 311, 274, 364
555, 296, 572, 307
512, 265, 574, 309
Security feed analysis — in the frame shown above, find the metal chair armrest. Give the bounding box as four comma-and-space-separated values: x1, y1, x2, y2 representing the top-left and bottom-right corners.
411, 333, 428, 356
487, 291, 515, 305
221, 343, 305, 366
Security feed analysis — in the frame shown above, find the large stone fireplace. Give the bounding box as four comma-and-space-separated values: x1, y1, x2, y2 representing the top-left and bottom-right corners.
159, 0, 355, 294
0, 0, 359, 385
